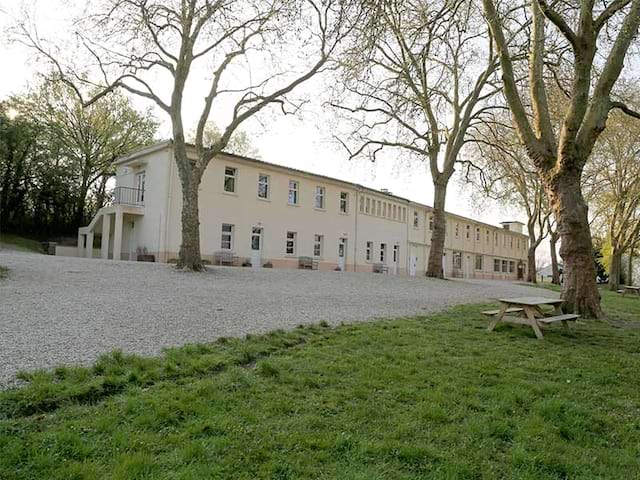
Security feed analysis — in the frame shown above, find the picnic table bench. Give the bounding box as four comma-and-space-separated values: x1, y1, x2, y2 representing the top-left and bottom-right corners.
298, 256, 319, 270
486, 297, 579, 340
373, 263, 389, 274
213, 251, 238, 266
621, 285, 640, 297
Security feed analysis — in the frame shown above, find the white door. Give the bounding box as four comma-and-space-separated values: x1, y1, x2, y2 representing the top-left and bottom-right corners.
135, 171, 146, 204
392, 244, 400, 275
338, 237, 347, 271
409, 255, 417, 277
251, 227, 263, 269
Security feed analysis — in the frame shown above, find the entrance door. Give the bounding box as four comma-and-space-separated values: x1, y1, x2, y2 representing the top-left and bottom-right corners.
338, 237, 347, 271
251, 227, 263, 268
393, 244, 400, 275
135, 171, 146, 204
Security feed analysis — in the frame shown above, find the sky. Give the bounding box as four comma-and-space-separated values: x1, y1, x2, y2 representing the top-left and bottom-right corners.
0, 0, 548, 262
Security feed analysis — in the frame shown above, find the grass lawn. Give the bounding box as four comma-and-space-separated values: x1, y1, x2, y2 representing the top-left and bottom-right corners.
1, 290, 639, 479
0, 234, 42, 253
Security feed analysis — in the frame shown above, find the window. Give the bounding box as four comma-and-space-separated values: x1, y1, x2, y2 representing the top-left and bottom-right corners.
453, 251, 462, 269
340, 192, 349, 213
486, 230, 490, 243
221, 224, 234, 250
509, 261, 515, 273
359, 196, 364, 212
510, 237, 513, 248
413, 211, 419, 228
315, 186, 325, 209
494, 231, 498, 244
475, 255, 483, 270
285, 231, 297, 255
402, 208, 406, 222
380, 243, 387, 263
288, 180, 299, 205
251, 227, 262, 251
429, 216, 433, 230
466, 225, 470, 239
377, 200, 381, 216
476, 227, 480, 241
365, 241, 373, 261
455, 223, 460, 238
502, 260, 508, 273
517, 238, 520, 249
258, 174, 269, 199
383, 202, 387, 217
224, 166, 237, 193
135, 171, 146, 203
494, 259, 501, 272
393, 244, 399, 263
313, 235, 323, 257
392, 204, 397, 219
365, 197, 371, 214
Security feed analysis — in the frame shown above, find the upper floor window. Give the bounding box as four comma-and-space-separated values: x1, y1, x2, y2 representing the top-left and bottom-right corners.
466, 225, 470, 239
315, 186, 325, 209
486, 229, 490, 243
494, 231, 498, 244
383, 202, 387, 217
135, 171, 146, 203
392, 204, 397, 219
359, 196, 364, 213
455, 223, 460, 238
221, 223, 234, 250
402, 207, 406, 222
429, 216, 433, 230
510, 237, 513, 248
365, 197, 371, 214
413, 211, 419, 228
258, 174, 270, 199
377, 200, 382, 216
288, 180, 299, 205
340, 192, 349, 213
224, 166, 237, 193
285, 231, 297, 255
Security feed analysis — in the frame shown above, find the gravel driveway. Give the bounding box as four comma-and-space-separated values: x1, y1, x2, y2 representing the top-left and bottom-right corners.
0, 251, 552, 388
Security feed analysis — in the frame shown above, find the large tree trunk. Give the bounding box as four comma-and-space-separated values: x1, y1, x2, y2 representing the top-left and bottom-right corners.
526, 247, 537, 283
609, 248, 622, 291
426, 180, 447, 278
547, 170, 602, 317
550, 230, 560, 284
177, 180, 204, 271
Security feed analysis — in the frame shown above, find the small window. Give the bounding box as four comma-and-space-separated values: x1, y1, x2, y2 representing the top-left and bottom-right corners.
221, 224, 234, 250
413, 211, 419, 228
494, 259, 501, 272
288, 180, 299, 205
340, 192, 349, 213
380, 243, 387, 263
486, 230, 490, 243
392, 205, 397, 220
365, 197, 371, 214
377, 200, 381, 216
476, 227, 480, 241
383, 202, 387, 217
494, 231, 498, 244
475, 255, 483, 270
258, 174, 269, 199
402, 207, 406, 222
315, 186, 325, 209
509, 261, 515, 273
224, 166, 237, 193
135, 171, 146, 203
286, 231, 297, 255
453, 251, 462, 269
393, 244, 399, 263
314, 234, 323, 258
466, 225, 470, 239
365, 241, 373, 262
359, 196, 364, 212
429, 216, 433, 230
251, 227, 262, 251
502, 259, 508, 273
455, 224, 459, 238
510, 237, 513, 248
517, 238, 520, 249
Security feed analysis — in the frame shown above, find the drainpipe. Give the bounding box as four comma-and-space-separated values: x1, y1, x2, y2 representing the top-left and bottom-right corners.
354, 188, 359, 272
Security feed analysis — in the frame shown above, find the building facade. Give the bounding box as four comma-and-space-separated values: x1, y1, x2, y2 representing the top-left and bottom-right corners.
70, 141, 528, 279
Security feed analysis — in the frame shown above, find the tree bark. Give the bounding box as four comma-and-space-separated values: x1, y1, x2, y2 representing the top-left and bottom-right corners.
426, 179, 447, 278
176, 179, 204, 271
527, 247, 537, 283
550, 230, 560, 284
609, 248, 622, 291
546, 169, 602, 317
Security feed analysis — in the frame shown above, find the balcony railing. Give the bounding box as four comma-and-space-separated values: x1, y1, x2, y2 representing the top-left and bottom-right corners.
111, 186, 145, 206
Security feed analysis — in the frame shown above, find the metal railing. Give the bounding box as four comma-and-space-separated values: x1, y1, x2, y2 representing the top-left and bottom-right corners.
111, 186, 145, 206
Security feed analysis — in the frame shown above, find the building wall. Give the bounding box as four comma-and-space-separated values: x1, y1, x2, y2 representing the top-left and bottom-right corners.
109, 146, 528, 278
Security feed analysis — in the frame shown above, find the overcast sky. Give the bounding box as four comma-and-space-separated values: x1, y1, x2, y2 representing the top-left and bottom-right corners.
0, 0, 546, 260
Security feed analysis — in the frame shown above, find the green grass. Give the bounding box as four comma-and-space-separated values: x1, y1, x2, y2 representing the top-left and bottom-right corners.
1, 292, 639, 479
0, 233, 42, 253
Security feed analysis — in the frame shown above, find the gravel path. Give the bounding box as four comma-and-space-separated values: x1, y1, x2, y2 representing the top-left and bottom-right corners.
0, 251, 553, 388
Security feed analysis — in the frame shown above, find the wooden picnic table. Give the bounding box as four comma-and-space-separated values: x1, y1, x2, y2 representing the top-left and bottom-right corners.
486, 296, 578, 340
621, 285, 640, 297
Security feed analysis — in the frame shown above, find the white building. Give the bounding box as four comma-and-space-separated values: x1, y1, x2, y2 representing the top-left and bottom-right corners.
65, 141, 528, 279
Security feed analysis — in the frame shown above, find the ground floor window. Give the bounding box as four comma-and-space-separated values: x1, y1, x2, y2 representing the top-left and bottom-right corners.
221, 223, 234, 250
494, 258, 501, 272
313, 234, 323, 257
393, 244, 399, 263
251, 227, 262, 251
366, 241, 373, 261
502, 259, 508, 273
380, 243, 387, 263
286, 231, 296, 255
453, 251, 462, 269
509, 260, 515, 273
475, 255, 483, 270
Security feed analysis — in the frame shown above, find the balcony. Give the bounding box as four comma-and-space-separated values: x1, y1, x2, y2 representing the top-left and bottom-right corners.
111, 186, 145, 207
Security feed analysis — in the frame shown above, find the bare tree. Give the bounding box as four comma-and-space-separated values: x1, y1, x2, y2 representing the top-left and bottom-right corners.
332, 0, 499, 278
17, 0, 355, 270
586, 110, 640, 291
481, 0, 640, 317
469, 119, 551, 283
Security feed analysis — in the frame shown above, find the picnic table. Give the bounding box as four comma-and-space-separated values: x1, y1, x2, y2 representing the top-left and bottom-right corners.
484, 297, 579, 340
621, 285, 640, 297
